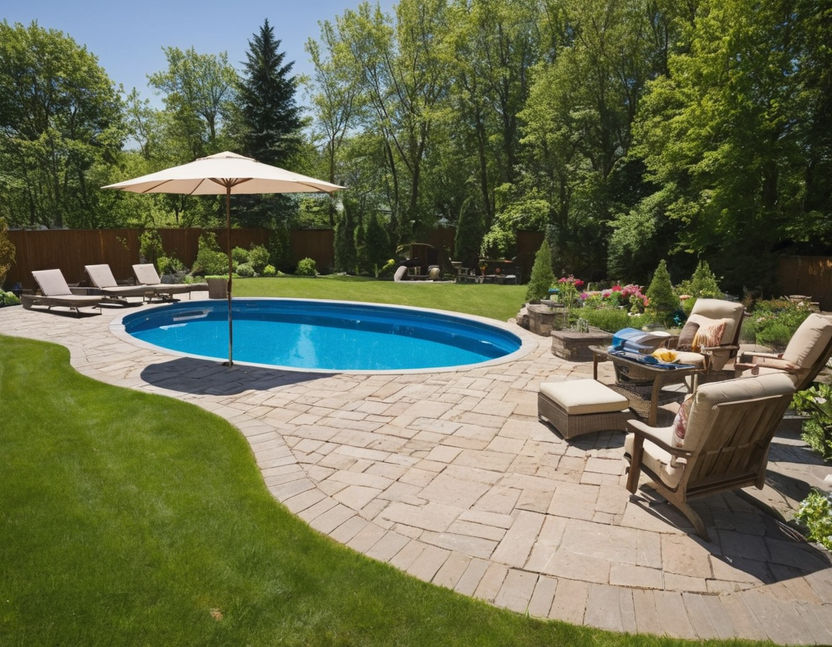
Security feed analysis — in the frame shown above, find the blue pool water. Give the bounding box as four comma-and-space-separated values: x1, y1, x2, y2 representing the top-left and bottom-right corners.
120, 299, 523, 372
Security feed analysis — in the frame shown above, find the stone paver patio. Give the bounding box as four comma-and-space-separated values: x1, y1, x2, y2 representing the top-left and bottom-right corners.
2, 296, 831, 645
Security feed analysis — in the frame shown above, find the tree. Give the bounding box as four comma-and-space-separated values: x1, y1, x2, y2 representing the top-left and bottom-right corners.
148, 46, 237, 160
645, 259, 679, 325
526, 239, 555, 301
0, 217, 15, 288
0, 21, 124, 229
363, 213, 391, 277
334, 198, 358, 273
230, 19, 303, 228
454, 198, 483, 269
627, 0, 830, 292
237, 19, 302, 165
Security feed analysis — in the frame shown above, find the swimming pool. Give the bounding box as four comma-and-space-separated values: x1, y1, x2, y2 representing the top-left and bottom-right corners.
115, 299, 528, 372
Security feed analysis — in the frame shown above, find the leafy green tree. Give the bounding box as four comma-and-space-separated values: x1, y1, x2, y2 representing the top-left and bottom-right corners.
0, 21, 124, 228
526, 239, 555, 302
306, 20, 363, 225
627, 0, 830, 292
148, 46, 237, 160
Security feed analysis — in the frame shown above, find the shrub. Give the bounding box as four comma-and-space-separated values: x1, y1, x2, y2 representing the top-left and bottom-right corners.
235, 262, 255, 278
645, 260, 679, 326
231, 246, 249, 268
262, 264, 277, 277
156, 256, 187, 275
526, 240, 555, 302
0, 217, 16, 287
795, 490, 832, 550
296, 257, 317, 276
248, 245, 270, 274
1, 289, 20, 306
742, 299, 810, 348
139, 228, 164, 265
793, 383, 832, 461
677, 260, 723, 316
192, 249, 227, 276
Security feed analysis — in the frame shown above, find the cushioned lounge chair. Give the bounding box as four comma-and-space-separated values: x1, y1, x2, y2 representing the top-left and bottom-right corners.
734, 313, 832, 391
672, 298, 746, 375
23, 269, 105, 315
624, 372, 795, 539
84, 264, 158, 303
131, 264, 207, 301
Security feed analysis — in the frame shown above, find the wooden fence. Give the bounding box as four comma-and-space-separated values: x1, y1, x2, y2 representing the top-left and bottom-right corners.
5, 228, 333, 289
777, 256, 832, 310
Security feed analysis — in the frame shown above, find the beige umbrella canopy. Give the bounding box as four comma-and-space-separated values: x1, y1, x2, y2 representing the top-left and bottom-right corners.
103, 151, 344, 366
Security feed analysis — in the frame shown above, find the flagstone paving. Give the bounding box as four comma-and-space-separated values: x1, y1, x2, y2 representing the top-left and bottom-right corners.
2, 297, 831, 644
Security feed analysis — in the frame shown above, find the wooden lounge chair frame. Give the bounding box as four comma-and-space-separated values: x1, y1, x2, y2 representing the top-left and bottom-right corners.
23, 269, 105, 316
625, 373, 795, 540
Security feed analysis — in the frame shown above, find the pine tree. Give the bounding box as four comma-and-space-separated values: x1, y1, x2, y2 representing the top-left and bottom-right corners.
334, 198, 358, 273
237, 19, 301, 165
454, 198, 483, 270
645, 259, 679, 325
526, 240, 555, 302
364, 213, 391, 277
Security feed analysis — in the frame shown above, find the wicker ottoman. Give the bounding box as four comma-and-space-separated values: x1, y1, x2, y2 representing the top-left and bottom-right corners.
538, 379, 631, 440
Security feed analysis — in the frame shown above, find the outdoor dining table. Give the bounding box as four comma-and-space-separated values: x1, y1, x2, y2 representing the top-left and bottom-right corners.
589, 345, 703, 425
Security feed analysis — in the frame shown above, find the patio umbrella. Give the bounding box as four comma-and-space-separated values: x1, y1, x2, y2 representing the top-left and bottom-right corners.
103, 151, 344, 366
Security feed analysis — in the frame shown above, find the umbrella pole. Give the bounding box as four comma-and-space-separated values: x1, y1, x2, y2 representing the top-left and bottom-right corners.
226, 188, 233, 367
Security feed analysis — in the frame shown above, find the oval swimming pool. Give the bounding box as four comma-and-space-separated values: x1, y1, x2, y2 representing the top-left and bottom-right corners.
115, 299, 527, 372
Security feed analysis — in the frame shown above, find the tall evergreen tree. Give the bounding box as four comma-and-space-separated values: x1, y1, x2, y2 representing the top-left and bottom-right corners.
237, 19, 302, 165
234, 19, 303, 227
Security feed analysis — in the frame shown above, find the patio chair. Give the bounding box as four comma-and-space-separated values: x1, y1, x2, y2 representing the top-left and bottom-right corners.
734, 313, 832, 391
624, 372, 795, 539
672, 298, 746, 375
131, 263, 207, 301
24, 269, 105, 315
84, 264, 157, 303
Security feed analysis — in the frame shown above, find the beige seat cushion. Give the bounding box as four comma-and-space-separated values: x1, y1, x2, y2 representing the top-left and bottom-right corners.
624, 425, 684, 489
673, 351, 707, 367
539, 379, 629, 415
783, 313, 832, 369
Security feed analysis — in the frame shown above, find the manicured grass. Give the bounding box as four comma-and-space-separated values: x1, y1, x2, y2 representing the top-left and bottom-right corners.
1, 326, 774, 645
232, 275, 527, 322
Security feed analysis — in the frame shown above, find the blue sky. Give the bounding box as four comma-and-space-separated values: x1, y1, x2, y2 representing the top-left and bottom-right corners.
3, 0, 394, 107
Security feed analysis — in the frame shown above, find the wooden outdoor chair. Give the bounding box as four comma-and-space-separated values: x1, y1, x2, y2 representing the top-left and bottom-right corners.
734, 313, 832, 391
671, 298, 746, 375
624, 372, 795, 539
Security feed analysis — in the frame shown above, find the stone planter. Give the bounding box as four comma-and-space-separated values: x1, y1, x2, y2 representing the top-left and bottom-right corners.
551, 328, 612, 362
526, 303, 568, 336
206, 277, 227, 299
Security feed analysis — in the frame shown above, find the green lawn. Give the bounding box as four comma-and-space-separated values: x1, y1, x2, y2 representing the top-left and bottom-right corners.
232, 275, 528, 322
0, 281, 776, 645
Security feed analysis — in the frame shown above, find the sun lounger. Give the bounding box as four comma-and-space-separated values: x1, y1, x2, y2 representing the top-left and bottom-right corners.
131, 264, 208, 301
24, 269, 105, 315
84, 264, 161, 303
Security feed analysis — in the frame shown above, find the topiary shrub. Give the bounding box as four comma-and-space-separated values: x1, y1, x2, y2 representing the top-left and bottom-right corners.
235, 262, 255, 277
262, 264, 277, 277
296, 257, 317, 276
677, 260, 723, 315
192, 249, 227, 276
645, 259, 679, 326
526, 240, 555, 302
231, 246, 249, 268
248, 244, 270, 274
